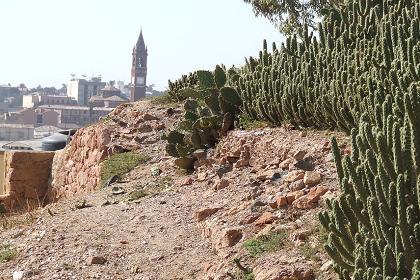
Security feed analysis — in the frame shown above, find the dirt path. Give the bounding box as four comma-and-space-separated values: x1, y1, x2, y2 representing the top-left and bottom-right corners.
0, 178, 217, 280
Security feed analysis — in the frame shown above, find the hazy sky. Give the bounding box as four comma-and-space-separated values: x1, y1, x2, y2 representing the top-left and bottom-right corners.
0, 0, 283, 90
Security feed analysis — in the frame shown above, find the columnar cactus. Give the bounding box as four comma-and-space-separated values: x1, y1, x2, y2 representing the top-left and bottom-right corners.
320, 86, 420, 279
165, 0, 420, 275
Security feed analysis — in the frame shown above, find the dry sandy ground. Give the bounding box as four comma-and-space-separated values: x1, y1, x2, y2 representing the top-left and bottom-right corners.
0, 100, 347, 280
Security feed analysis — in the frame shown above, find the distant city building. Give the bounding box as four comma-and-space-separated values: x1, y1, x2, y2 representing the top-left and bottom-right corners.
0, 103, 9, 115
22, 94, 77, 108
131, 30, 148, 101
0, 85, 22, 107
5, 108, 59, 127
0, 124, 34, 141
89, 82, 129, 108
116, 81, 130, 98
67, 77, 106, 106
37, 105, 113, 127
5, 105, 112, 128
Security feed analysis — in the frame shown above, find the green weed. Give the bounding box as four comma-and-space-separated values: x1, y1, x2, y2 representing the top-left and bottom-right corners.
0, 244, 16, 262
243, 231, 288, 258
238, 113, 269, 130
101, 152, 150, 184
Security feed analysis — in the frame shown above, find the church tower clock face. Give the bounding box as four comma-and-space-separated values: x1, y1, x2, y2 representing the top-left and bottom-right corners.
137, 77, 145, 85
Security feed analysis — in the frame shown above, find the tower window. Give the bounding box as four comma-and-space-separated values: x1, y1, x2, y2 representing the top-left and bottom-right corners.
36, 114, 43, 124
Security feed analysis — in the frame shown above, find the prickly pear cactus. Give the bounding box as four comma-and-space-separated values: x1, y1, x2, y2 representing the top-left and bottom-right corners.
164, 65, 242, 169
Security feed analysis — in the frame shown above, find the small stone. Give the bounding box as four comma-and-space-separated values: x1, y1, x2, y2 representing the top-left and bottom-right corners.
248, 157, 260, 167
306, 185, 329, 203
253, 200, 266, 207
182, 177, 194, 186
240, 213, 262, 225
257, 170, 286, 181
197, 172, 207, 182
271, 171, 287, 182
289, 179, 305, 191
216, 164, 233, 178
292, 186, 329, 209
203, 262, 214, 273
266, 158, 280, 166
303, 171, 321, 186
279, 158, 294, 169
322, 141, 331, 151
149, 255, 164, 262
293, 150, 307, 161
111, 186, 125, 195
276, 196, 288, 207
86, 256, 107, 265
192, 149, 206, 160
195, 207, 222, 222
214, 179, 230, 190
294, 157, 315, 171
325, 153, 334, 162
320, 260, 333, 272
299, 131, 307, 137
13, 271, 24, 280
142, 113, 159, 121
220, 228, 242, 247
268, 197, 278, 209
255, 212, 275, 226
285, 190, 305, 204
283, 170, 305, 183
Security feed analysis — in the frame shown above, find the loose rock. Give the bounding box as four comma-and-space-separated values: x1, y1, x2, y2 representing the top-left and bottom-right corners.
303, 171, 321, 186
195, 207, 223, 222
86, 256, 107, 266
219, 228, 243, 247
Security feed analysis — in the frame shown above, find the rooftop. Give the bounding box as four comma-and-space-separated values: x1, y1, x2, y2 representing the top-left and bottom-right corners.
90, 95, 128, 102
38, 105, 114, 111
100, 85, 121, 92
0, 139, 42, 151
0, 124, 34, 129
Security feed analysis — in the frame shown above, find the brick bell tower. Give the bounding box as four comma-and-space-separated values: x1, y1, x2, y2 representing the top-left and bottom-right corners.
131, 29, 148, 101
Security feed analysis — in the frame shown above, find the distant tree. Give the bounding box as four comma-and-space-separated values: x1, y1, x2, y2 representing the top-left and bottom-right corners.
146, 84, 156, 92
59, 83, 67, 94
244, 0, 345, 35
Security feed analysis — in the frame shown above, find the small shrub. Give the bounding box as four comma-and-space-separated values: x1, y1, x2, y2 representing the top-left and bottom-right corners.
232, 258, 255, 280
149, 92, 175, 106
243, 231, 287, 258
238, 113, 269, 130
298, 223, 329, 263
127, 190, 148, 201
0, 244, 16, 262
101, 152, 150, 184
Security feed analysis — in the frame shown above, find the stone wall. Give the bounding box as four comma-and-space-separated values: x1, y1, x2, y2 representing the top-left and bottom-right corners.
0, 151, 55, 211
48, 103, 168, 201
48, 123, 110, 201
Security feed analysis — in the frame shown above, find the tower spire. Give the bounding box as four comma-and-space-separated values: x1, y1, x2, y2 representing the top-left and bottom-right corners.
137, 28, 145, 49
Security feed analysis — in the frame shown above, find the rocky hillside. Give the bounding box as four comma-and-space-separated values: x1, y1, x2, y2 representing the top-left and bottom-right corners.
0, 99, 348, 280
